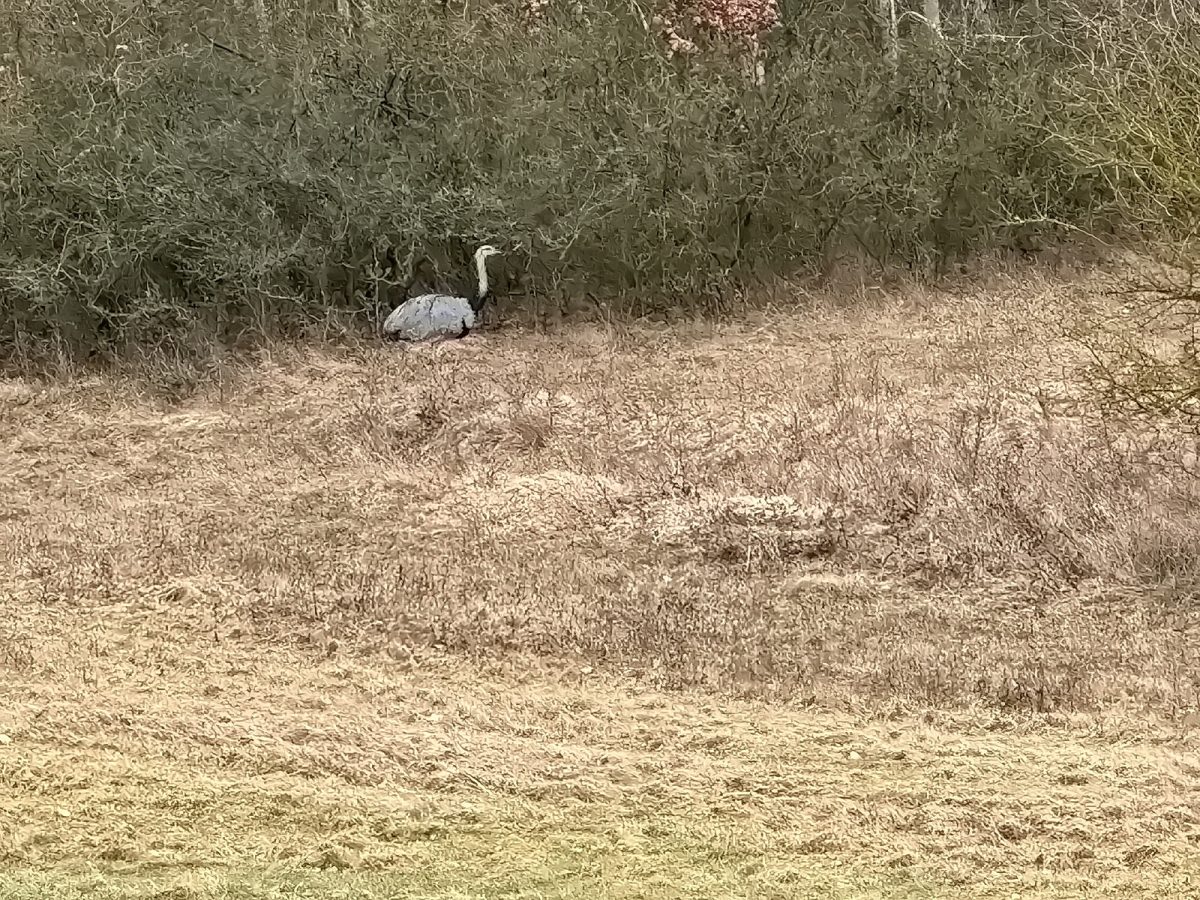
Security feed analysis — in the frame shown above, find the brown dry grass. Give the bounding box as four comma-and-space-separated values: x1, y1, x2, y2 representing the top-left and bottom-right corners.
2, 265, 1200, 898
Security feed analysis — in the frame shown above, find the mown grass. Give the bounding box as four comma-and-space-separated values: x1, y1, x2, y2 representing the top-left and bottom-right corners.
2, 644, 1198, 900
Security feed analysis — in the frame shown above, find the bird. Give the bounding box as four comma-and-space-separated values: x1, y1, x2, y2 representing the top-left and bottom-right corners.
382, 244, 502, 342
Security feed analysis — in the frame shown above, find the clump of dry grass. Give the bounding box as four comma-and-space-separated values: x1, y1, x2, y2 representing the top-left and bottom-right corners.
2, 267, 1200, 716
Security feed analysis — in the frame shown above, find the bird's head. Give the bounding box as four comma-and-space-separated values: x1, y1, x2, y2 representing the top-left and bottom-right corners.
475, 244, 502, 262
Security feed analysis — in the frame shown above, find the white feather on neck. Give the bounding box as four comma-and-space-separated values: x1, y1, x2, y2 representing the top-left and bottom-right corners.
474, 249, 490, 299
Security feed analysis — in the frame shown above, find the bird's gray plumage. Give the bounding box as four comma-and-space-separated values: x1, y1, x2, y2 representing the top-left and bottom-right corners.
382, 293, 476, 342
382, 244, 501, 342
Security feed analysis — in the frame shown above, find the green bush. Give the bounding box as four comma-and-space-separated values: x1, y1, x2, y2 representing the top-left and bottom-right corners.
0, 0, 1190, 362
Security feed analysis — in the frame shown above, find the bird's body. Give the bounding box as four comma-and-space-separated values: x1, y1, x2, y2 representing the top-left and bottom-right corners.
382, 293, 476, 342
382, 244, 501, 343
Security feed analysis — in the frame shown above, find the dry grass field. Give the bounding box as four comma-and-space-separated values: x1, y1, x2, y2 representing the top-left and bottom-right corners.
2, 266, 1200, 898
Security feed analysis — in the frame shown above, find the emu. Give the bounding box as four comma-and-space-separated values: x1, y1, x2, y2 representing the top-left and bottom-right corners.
382, 244, 502, 342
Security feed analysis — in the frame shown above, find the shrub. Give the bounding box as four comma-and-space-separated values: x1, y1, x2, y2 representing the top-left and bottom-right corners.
0, 0, 1191, 362
1053, 11, 1200, 428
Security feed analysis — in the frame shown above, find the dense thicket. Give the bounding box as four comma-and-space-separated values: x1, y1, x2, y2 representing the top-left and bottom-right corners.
1, 0, 1197, 360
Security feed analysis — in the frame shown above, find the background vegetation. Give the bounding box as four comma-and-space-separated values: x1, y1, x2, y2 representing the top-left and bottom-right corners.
1, 0, 1199, 363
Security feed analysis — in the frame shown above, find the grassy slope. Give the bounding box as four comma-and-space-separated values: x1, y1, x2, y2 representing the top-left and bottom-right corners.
2, 267, 1199, 898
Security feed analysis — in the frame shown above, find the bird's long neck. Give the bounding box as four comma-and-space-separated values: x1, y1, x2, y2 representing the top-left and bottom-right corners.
470, 254, 491, 312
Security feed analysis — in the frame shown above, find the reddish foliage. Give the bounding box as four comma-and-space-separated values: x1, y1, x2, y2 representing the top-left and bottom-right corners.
690, 0, 780, 39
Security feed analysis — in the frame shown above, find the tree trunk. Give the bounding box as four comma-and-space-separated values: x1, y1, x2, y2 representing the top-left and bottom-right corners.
924, 0, 947, 112
971, 0, 992, 32
923, 0, 941, 38
356, 0, 377, 38
879, 0, 898, 69
253, 0, 270, 46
